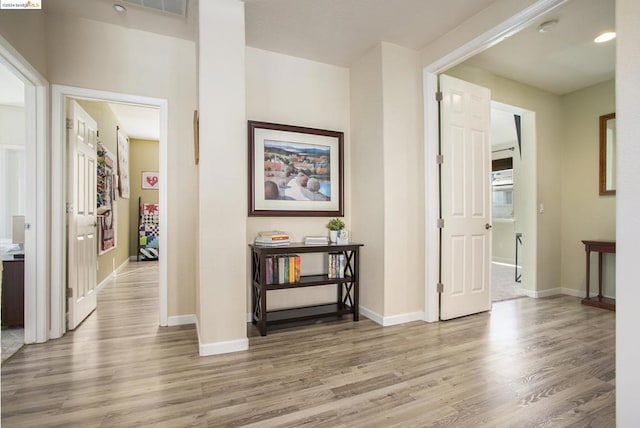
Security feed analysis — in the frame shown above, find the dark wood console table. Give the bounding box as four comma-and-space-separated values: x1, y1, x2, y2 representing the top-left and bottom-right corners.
2, 256, 25, 327
581, 240, 615, 311
249, 242, 363, 336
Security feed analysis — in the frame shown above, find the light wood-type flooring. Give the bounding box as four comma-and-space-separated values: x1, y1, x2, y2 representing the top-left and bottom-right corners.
2, 262, 615, 427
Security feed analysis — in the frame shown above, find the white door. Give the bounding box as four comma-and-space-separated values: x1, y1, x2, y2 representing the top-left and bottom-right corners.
67, 100, 98, 329
439, 74, 492, 320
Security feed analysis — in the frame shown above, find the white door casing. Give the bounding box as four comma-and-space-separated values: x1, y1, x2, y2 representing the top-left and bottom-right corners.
67, 101, 98, 329
439, 74, 492, 320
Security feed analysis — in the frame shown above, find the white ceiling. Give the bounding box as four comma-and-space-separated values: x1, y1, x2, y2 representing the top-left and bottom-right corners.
44, 0, 197, 41
466, 0, 615, 95
108, 103, 160, 141
0, 62, 24, 106
244, 0, 496, 67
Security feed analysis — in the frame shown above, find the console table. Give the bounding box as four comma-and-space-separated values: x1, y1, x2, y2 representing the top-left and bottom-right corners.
249, 242, 363, 336
581, 240, 615, 311
2, 256, 25, 327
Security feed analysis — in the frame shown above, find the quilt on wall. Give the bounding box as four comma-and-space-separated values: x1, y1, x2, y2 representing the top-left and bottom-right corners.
139, 202, 159, 261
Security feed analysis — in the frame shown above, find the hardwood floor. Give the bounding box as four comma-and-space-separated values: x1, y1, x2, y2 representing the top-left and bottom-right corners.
2, 262, 615, 427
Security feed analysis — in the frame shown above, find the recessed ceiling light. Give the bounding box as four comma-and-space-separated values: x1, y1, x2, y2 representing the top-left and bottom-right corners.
538, 19, 558, 33
594, 32, 616, 43
113, 4, 126, 13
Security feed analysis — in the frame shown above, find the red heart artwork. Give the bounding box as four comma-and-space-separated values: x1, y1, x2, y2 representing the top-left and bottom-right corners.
146, 176, 158, 187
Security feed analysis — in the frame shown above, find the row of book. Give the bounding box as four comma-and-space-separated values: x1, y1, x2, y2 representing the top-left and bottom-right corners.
265, 255, 301, 284
328, 252, 346, 279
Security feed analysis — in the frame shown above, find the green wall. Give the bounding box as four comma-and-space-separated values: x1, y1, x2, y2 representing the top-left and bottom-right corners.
129, 138, 159, 257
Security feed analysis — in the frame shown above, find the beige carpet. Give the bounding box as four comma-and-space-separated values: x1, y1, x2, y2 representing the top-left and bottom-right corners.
1, 327, 23, 364
492, 262, 526, 302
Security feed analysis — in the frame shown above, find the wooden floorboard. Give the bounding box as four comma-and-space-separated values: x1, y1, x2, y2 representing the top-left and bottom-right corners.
1, 262, 615, 427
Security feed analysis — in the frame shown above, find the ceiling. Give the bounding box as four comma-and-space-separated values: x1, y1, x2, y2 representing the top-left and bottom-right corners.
108, 103, 160, 141
466, 0, 615, 95
13, 0, 615, 106
44, 0, 197, 41
244, 0, 496, 67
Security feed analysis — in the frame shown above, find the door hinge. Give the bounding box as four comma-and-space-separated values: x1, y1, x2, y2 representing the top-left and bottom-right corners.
435, 91, 443, 102
437, 218, 444, 229
436, 154, 444, 165
437, 283, 444, 293
66, 287, 73, 298
66, 118, 73, 130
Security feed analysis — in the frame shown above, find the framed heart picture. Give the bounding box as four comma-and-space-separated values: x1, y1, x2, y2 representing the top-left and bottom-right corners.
142, 171, 159, 190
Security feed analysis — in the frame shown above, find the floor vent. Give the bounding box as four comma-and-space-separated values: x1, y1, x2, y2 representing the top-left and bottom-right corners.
121, 0, 187, 17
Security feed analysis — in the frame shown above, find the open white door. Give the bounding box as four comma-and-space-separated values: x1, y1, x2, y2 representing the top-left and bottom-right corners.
67, 100, 98, 329
439, 74, 492, 320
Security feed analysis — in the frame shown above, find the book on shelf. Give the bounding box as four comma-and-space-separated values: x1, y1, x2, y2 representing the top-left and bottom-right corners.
254, 237, 290, 246
265, 255, 301, 284
303, 236, 329, 245
257, 230, 290, 240
327, 252, 345, 279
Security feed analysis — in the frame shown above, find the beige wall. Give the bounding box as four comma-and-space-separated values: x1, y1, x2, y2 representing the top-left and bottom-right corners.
245, 47, 351, 311
46, 13, 197, 318
129, 139, 159, 257
560, 79, 616, 297
446, 64, 565, 294
0, 10, 47, 78
0, 105, 25, 146
76, 100, 131, 285
350, 44, 385, 315
380, 43, 424, 316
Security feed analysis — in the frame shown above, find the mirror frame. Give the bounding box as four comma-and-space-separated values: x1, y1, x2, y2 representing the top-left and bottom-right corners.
599, 112, 616, 196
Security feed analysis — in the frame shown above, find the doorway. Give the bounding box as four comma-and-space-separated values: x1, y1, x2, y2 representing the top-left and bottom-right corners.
51, 85, 168, 338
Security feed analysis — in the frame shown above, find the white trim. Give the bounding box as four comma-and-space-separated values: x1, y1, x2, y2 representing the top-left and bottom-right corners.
168, 314, 197, 326
382, 311, 426, 327
359, 306, 384, 325
492, 257, 516, 265
422, 0, 568, 322
360, 306, 425, 327
195, 317, 248, 356
0, 35, 49, 344
51, 84, 169, 338
95, 258, 130, 292
247, 312, 252, 323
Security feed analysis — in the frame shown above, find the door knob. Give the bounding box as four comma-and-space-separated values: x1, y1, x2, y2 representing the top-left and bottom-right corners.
485, 223, 492, 230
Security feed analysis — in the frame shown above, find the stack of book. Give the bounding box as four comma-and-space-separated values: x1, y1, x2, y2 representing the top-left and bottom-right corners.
303, 236, 329, 245
254, 230, 290, 247
265, 255, 301, 284
328, 252, 345, 279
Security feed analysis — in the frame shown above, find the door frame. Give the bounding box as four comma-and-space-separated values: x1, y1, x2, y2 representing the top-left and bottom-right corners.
51, 85, 168, 338
0, 35, 48, 344
422, 0, 568, 322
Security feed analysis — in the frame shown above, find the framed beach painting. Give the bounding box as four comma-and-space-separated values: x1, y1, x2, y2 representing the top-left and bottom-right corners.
248, 121, 344, 217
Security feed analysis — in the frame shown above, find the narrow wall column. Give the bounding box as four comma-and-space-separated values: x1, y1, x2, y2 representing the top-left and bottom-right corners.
197, 0, 247, 355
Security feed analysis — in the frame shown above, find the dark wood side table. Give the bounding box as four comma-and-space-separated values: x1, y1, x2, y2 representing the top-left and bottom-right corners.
250, 242, 363, 336
581, 240, 615, 311
2, 256, 25, 327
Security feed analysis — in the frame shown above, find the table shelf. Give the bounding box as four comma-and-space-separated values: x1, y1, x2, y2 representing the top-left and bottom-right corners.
250, 242, 363, 335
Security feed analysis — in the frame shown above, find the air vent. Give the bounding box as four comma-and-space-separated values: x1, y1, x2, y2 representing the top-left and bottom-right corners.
121, 0, 187, 17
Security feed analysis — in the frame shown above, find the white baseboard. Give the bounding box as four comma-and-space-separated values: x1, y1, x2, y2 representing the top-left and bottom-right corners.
167, 314, 196, 326
195, 318, 249, 356
96, 258, 129, 292
359, 306, 384, 325
519, 287, 615, 300
129, 256, 138, 261
492, 258, 516, 265
247, 312, 252, 323
359, 306, 425, 327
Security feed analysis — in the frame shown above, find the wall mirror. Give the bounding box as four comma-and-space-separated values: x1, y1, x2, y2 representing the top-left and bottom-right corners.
599, 112, 616, 195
